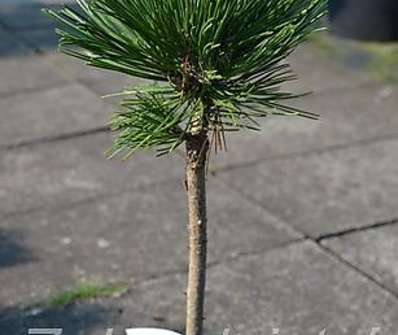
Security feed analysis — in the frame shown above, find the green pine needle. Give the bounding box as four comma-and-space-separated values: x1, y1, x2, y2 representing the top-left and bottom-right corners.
44, 0, 328, 157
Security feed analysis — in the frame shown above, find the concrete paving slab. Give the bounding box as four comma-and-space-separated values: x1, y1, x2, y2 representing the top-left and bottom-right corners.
211, 83, 398, 169
0, 180, 299, 307
202, 241, 398, 335
5, 241, 398, 334
44, 53, 149, 97
286, 41, 372, 94
0, 83, 114, 146
0, 132, 183, 216
323, 223, 398, 295
0, 54, 65, 96
218, 139, 398, 237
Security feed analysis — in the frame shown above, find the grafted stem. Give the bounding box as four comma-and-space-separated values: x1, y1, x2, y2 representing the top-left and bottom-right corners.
185, 130, 209, 335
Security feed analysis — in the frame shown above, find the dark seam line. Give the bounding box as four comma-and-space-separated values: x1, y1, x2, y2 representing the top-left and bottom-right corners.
211, 132, 398, 175
0, 176, 181, 222
0, 126, 110, 151
318, 243, 398, 300
135, 238, 307, 287
215, 175, 398, 301
316, 218, 398, 242
0, 81, 69, 100
0, 239, 305, 323
214, 176, 312, 239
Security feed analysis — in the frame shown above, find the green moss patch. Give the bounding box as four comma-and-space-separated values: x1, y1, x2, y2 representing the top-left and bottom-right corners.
309, 32, 398, 83
48, 282, 129, 307
360, 43, 398, 82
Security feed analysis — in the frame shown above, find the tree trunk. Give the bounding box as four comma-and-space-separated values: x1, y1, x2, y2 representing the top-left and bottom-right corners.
185, 131, 209, 335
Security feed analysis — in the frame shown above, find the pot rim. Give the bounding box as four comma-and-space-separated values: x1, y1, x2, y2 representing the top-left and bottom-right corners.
125, 328, 182, 335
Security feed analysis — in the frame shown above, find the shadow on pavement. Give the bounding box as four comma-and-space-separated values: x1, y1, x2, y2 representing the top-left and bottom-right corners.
0, 229, 34, 269
0, 303, 121, 335
0, 2, 79, 55
329, 0, 398, 41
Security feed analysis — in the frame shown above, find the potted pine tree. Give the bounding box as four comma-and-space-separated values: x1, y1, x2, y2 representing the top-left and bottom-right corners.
45, 1, 327, 335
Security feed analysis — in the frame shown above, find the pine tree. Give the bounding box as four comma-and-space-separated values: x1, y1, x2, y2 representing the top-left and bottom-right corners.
45, 1, 327, 335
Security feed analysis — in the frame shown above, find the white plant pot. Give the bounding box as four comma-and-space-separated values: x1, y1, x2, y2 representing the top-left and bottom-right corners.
126, 328, 182, 335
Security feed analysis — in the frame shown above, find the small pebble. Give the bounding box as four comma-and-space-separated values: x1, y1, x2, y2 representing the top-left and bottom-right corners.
97, 238, 111, 249
60, 237, 72, 245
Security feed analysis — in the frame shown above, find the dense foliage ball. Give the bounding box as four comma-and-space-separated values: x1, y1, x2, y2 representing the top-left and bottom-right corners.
47, 0, 327, 157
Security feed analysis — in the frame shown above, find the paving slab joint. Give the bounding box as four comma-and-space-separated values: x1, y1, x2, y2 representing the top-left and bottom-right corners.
0, 80, 69, 100
317, 242, 398, 301
0, 126, 110, 151
135, 239, 306, 288
211, 132, 398, 175
316, 218, 398, 242
215, 175, 398, 301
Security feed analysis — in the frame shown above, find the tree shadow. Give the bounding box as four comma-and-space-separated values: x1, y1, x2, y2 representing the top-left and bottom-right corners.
329, 0, 398, 41
0, 2, 80, 56
0, 226, 123, 334
0, 300, 187, 335
0, 302, 122, 335
0, 229, 33, 269
0, 2, 79, 31
329, 0, 346, 20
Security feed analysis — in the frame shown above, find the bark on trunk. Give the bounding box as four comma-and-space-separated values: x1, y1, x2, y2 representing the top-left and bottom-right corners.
185, 131, 209, 335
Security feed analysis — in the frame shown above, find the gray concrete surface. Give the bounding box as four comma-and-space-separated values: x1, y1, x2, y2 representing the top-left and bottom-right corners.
1, 2, 398, 334
218, 140, 398, 237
